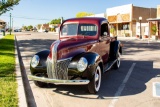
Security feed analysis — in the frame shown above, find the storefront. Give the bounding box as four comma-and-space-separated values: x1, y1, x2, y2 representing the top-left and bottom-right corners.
106, 4, 157, 37
147, 5, 160, 40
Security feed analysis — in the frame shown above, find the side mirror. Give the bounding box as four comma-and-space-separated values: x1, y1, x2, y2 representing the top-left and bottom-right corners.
103, 32, 108, 36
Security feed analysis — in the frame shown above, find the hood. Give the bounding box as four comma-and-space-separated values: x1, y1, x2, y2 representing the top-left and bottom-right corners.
58, 37, 95, 50
56, 37, 97, 60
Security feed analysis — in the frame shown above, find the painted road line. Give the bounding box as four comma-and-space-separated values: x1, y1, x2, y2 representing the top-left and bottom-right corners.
153, 82, 160, 98
108, 63, 136, 107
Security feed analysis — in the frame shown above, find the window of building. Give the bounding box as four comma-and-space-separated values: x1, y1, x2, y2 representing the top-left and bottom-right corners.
118, 23, 130, 30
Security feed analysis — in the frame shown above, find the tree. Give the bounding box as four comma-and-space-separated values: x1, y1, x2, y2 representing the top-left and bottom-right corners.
22, 26, 27, 30
37, 24, 41, 30
27, 25, 33, 31
50, 18, 61, 24
0, 0, 20, 15
76, 12, 94, 18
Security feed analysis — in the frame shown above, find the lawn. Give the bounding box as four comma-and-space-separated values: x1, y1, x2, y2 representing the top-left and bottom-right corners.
0, 35, 18, 107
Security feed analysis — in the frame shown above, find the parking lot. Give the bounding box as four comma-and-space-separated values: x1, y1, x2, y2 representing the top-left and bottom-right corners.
16, 32, 160, 107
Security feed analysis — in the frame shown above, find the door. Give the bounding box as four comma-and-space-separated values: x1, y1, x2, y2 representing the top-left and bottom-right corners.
98, 23, 110, 65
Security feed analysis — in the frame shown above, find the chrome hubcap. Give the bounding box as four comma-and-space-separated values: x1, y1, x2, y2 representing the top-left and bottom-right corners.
95, 66, 101, 91
117, 57, 120, 68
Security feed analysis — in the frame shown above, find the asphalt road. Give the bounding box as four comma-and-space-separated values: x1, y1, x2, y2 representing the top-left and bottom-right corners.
16, 32, 160, 107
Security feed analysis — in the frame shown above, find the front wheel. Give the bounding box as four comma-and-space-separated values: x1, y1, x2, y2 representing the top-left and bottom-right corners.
88, 65, 102, 94
33, 73, 47, 88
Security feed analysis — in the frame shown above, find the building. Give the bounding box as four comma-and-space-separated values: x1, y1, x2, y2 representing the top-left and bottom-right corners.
38, 24, 50, 32
147, 5, 160, 40
0, 19, 6, 30
106, 4, 157, 37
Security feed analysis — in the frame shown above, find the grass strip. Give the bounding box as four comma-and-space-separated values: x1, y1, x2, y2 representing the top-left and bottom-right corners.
0, 34, 18, 107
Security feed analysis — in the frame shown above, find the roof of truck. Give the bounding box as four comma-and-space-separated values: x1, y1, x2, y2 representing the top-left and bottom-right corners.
64, 17, 108, 23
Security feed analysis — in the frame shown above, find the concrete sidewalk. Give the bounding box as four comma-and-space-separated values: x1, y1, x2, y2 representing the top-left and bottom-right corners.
0, 33, 3, 39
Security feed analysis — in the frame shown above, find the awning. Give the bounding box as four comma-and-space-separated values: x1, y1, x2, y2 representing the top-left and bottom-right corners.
147, 18, 160, 21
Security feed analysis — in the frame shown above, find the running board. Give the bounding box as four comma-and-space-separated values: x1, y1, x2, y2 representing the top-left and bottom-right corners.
103, 59, 117, 72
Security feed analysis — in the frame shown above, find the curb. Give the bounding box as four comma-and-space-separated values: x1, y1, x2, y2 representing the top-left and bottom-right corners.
15, 35, 37, 107
15, 36, 27, 107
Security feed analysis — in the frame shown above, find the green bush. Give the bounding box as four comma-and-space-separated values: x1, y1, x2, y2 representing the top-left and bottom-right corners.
51, 28, 56, 32
151, 25, 157, 35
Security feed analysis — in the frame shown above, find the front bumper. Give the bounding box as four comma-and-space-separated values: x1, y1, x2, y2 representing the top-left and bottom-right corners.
28, 75, 90, 85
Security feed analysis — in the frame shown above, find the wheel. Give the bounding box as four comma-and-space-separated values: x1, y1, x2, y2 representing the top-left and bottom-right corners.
114, 54, 120, 69
88, 65, 102, 94
34, 73, 47, 88
34, 81, 46, 87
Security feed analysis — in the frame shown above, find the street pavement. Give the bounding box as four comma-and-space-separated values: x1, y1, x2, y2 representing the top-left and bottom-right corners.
15, 32, 160, 107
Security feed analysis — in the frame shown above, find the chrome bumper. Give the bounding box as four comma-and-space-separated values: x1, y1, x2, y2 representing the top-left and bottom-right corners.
28, 75, 90, 85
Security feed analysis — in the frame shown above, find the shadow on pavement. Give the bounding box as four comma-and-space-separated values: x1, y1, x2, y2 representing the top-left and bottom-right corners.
51, 60, 160, 99
18, 39, 57, 52
121, 40, 160, 55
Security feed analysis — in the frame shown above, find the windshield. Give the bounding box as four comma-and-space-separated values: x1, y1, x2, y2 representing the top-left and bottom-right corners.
61, 23, 97, 36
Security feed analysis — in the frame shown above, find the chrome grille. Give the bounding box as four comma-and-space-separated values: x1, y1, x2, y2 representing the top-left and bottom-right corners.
56, 59, 70, 79
47, 59, 70, 79
47, 59, 54, 78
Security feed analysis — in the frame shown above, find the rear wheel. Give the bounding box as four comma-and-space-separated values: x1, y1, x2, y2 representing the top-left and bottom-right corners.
88, 65, 102, 94
34, 73, 47, 88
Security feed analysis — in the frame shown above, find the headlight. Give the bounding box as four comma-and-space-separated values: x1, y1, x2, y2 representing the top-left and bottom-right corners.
31, 55, 40, 67
77, 57, 88, 72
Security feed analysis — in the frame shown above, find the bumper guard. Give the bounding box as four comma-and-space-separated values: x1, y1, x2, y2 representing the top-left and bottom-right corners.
28, 75, 90, 85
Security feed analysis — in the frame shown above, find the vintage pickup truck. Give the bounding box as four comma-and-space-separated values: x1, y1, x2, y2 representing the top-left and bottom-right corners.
28, 17, 122, 94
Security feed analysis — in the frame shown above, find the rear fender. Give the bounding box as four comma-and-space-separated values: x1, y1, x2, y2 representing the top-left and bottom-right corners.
109, 40, 122, 60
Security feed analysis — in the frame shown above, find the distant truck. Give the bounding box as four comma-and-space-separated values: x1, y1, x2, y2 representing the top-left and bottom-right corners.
28, 17, 123, 94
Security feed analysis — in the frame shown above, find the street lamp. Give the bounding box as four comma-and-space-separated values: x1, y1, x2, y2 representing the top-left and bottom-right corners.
139, 16, 142, 39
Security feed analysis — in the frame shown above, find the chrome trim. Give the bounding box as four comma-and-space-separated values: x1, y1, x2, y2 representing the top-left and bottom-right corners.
47, 58, 71, 79
52, 40, 60, 79
28, 75, 90, 85
47, 40, 72, 80
57, 57, 72, 62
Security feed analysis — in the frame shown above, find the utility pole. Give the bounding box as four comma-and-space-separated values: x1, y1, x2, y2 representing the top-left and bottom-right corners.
12, 18, 13, 31
10, 13, 11, 35
61, 17, 63, 24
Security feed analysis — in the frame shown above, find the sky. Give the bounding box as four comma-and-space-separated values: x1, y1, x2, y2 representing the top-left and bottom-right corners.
0, 0, 160, 28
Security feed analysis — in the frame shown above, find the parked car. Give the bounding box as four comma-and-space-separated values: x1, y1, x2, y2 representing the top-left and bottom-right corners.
0, 29, 5, 32
43, 29, 48, 33
28, 17, 123, 94
14, 29, 21, 32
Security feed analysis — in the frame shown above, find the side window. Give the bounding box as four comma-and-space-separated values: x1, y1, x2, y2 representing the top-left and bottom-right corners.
78, 24, 97, 36
101, 23, 108, 36
61, 25, 67, 35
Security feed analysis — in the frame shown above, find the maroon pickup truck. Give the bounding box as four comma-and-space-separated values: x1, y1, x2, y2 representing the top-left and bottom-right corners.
28, 17, 122, 94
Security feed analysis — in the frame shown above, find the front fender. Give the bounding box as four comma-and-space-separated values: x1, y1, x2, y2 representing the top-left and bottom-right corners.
30, 50, 50, 75
68, 52, 102, 80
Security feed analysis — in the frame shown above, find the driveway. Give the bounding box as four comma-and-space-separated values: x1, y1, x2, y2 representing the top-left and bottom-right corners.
16, 33, 160, 107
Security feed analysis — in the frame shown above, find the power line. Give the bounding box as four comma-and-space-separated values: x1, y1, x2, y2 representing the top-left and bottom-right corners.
1, 15, 52, 21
